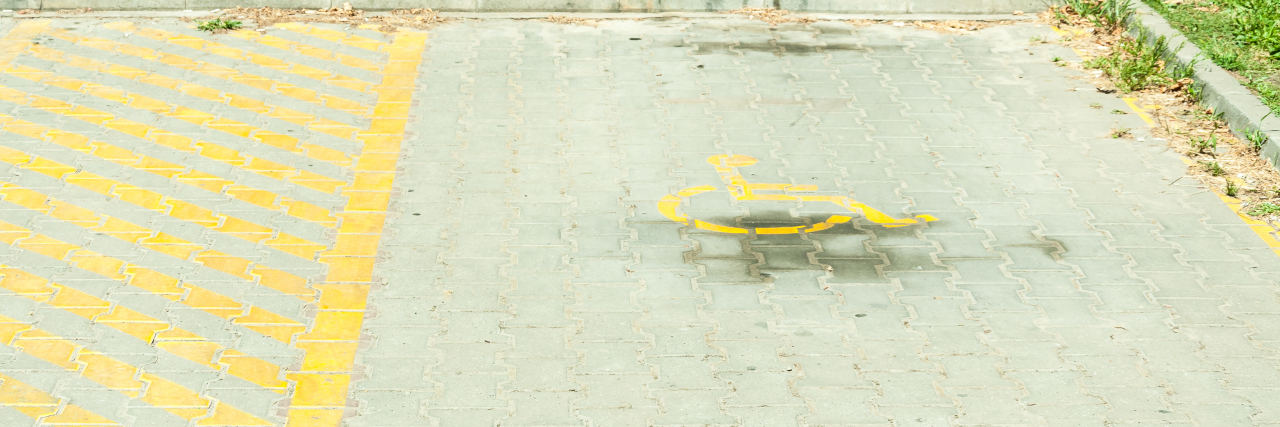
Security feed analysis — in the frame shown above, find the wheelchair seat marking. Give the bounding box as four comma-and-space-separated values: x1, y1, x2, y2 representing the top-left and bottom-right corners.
658, 155, 937, 234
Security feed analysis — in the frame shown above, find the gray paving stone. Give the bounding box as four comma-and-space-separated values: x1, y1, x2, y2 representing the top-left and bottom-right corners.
2, 14, 1279, 427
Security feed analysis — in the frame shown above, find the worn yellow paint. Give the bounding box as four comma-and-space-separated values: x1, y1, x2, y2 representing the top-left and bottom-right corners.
0, 268, 288, 391
0, 218, 306, 343
0, 113, 339, 226
1123, 97, 1162, 127
0, 372, 122, 425
45, 29, 368, 115
226, 29, 382, 72
0, 19, 429, 425
0, 314, 272, 425
1123, 94, 1280, 257
27, 44, 365, 143
273, 23, 385, 51
0, 68, 355, 169
105, 22, 373, 93
659, 155, 936, 234
283, 29, 428, 427
0, 146, 327, 260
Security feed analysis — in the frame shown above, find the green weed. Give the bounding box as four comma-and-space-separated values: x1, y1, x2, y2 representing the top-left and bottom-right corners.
1089, 102, 1103, 109
1055, 0, 1135, 31
1111, 126, 1133, 138
1226, 179, 1242, 197
1201, 160, 1225, 176
1190, 134, 1218, 154
1245, 128, 1270, 151
1247, 202, 1280, 216
197, 18, 242, 33
1085, 33, 1192, 92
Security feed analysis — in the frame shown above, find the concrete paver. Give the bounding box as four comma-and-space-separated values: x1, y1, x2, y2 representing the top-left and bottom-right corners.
0, 14, 1277, 427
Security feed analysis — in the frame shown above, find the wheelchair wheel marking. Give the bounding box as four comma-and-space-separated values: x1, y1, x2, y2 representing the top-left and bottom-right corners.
659, 155, 937, 234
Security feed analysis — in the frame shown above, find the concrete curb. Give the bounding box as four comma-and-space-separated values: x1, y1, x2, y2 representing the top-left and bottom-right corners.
1127, 2, 1280, 166
0, 0, 1046, 14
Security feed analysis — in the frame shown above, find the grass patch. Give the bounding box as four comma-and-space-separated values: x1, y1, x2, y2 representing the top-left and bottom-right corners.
1140, 0, 1280, 115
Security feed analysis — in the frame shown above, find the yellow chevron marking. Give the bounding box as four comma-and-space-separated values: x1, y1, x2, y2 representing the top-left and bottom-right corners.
0, 268, 288, 391
0, 372, 122, 425
0, 314, 273, 425
0, 69, 355, 170
106, 22, 372, 93
0, 147, 327, 260
0, 182, 314, 298
0, 114, 340, 226
27, 44, 365, 145
285, 29, 427, 427
0, 219, 306, 343
273, 23, 385, 52
226, 30, 382, 73
45, 29, 367, 115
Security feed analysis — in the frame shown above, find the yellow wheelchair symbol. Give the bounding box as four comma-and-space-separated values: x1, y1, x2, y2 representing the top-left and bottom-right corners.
658, 155, 938, 234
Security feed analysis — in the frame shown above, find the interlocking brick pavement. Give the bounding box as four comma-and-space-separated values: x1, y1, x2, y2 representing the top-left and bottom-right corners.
0, 14, 1278, 427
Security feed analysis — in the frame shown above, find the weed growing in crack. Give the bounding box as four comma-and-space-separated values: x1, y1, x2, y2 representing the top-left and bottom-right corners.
1245, 128, 1270, 151
1053, 0, 1135, 31
1085, 33, 1194, 92
1190, 134, 1218, 155
197, 18, 242, 33
1201, 160, 1226, 176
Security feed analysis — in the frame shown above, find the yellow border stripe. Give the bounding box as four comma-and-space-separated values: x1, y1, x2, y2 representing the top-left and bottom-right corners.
0, 145, 327, 260
0, 268, 288, 391
27, 44, 365, 143
0, 315, 272, 425
0, 68, 355, 169
0, 372, 121, 425
106, 22, 373, 93
45, 29, 368, 115
0, 219, 306, 343
273, 23, 385, 52
0, 114, 339, 226
226, 29, 383, 73
284, 29, 427, 427
0, 182, 314, 298
1123, 98, 1280, 258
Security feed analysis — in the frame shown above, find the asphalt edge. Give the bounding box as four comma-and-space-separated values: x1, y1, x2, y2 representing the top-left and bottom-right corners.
1127, 2, 1280, 167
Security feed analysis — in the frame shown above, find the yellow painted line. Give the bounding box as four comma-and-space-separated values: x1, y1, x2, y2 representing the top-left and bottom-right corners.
284, 29, 427, 427
28, 44, 365, 143
0, 146, 327, 261
273, 23, 385, 52
226, 29, 382, 73
106, 22, 373, 93
44, 29, 368, 115
0, 114, 339, 227
0, 268, 288, 392
0, 182, 314, 298
1126, 99, 1280, 258
0, 372, 121, 425
0, 219, 306, 343
0, 68, 355, 170
0, 314, 272, 425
